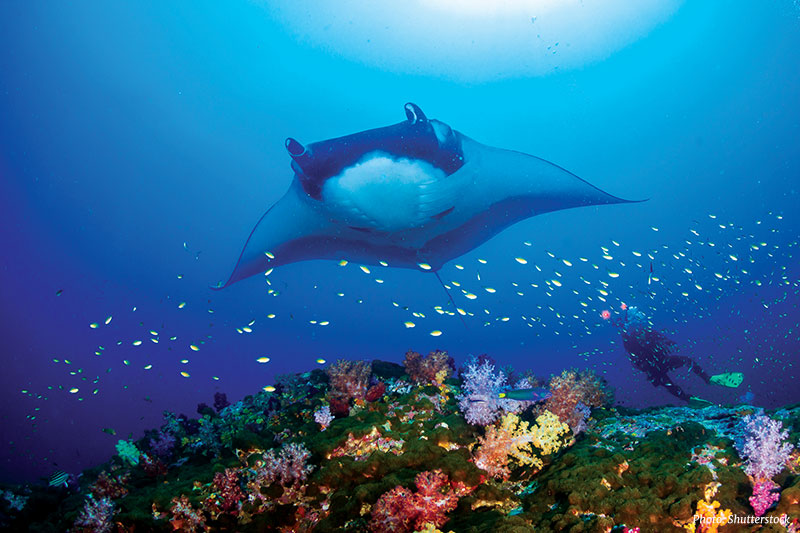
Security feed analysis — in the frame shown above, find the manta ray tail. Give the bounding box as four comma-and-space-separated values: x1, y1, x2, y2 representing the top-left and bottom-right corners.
434, 271, 467, 329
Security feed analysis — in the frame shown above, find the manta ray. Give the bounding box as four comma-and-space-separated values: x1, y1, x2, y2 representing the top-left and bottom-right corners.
216, 103, 637, 289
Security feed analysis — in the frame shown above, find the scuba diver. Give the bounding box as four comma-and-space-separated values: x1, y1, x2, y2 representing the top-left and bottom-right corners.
603, 305, 742, 403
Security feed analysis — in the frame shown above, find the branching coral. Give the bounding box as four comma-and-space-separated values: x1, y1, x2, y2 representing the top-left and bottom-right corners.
256, 442, 315, 487
542, 369, 612, 433
72, 495, 115, 533
369, 470, 463, 533
114, 439, 140, 466
328, 427, 404, 461
683, 482, 731, 533
736, 413, 794, 481
457, 359, 520, 425
169, 495, 208, 532
148, 430, 176, 460
89, 470, 130, 500
206, 468, 244, 518
314, 405, 334, 430
327, 359, 372, 405
403, 350, 454, 385
735, 412, 794, 516
474, 411, 570, 480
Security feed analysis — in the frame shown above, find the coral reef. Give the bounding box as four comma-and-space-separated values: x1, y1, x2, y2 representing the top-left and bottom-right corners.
0, 353, 797, 532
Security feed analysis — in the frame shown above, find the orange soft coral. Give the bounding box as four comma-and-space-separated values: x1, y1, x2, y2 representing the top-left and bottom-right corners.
683, 482, 732, 533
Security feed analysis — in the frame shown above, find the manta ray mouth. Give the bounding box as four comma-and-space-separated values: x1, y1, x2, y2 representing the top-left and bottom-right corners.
321, 151, 454, 232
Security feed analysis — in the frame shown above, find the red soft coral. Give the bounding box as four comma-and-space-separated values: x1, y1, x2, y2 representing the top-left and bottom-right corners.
89, 470, 130, 500
207, 468, 243, 517
327, 359, 371, 407
366, 381, 386, 402
542, 369, 612, 432
369, 470, 463, 533
408, 470, 459, 529
403, 350, 454, 385
369, 486, 415, 532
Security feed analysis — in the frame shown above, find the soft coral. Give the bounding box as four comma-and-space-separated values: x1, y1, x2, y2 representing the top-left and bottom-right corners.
369, 470, 463, 533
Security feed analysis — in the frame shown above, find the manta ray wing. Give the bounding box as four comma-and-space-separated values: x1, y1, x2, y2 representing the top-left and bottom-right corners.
216, 103, 641, 288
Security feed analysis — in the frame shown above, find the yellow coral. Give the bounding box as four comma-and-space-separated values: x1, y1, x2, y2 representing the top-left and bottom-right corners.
684, 482, 732, 533
475, 411, 570, 478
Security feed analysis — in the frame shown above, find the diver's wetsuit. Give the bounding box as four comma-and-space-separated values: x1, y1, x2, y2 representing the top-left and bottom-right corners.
622, 327, 711, 402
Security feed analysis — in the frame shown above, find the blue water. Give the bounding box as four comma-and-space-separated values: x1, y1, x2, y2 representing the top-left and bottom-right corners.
1, 1, 798, 484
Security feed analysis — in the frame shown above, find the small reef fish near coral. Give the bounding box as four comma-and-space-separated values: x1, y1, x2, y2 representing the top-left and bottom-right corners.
0, 350, 797, 532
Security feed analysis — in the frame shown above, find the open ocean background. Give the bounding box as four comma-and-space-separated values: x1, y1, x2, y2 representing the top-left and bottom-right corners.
1, 1, 798, 484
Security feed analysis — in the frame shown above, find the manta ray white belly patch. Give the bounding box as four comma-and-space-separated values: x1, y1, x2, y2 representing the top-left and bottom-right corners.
322, 152, 450, 232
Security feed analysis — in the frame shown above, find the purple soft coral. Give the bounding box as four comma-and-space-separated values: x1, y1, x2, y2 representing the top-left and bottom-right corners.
737, 413, 794, 480
736, 412, 794, 517
457, 360, 520, 425
149, 431, 176, 460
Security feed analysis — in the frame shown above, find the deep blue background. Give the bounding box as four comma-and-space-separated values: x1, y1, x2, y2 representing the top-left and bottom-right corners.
1, 1, 798, 484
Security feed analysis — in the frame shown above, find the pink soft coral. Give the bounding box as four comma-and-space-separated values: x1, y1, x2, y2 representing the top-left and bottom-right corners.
749, 479, 780, 517
369, 470, 463, 533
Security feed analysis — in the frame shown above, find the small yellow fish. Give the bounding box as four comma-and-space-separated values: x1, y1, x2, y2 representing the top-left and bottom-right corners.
180, 371, 190, 378
316, 358, 326, 364
256, 357, 270, 363
263, 386, 276, 392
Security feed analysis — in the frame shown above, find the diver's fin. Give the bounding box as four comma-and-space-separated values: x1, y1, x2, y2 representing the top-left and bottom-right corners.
709, 372, 743, 388
688, 396, 715, 408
